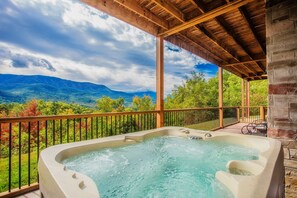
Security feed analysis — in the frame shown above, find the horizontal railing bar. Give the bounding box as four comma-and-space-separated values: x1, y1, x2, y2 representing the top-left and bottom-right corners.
0, 106, 267, 123
0, 111, 159, 123
0, 183, 39, 198
164, 106, 241, 112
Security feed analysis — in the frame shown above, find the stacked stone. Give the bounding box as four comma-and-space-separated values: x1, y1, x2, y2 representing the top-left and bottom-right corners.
281, 140, 297, 197
267, 0, 297, 138
266, 0, 297, 197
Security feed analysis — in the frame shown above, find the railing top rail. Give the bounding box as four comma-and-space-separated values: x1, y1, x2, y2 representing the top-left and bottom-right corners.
241, 106, 268, 108
164, 106, 240, 112
0, 110, 159, 123
0, 106, 268, 123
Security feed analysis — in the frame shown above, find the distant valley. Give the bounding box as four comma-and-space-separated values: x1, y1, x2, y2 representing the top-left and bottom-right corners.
0, 74, 156, 107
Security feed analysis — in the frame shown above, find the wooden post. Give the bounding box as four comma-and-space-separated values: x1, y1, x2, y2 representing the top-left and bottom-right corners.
156, 36, 164, 128
260, 106, 265, 121
218, 67, 223, 128
237, 107, 240, 122
246, 80, 250, 119
241, 78, 245, 122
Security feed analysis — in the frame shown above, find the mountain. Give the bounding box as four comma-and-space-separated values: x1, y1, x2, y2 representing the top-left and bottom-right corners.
0, 74, 156, 106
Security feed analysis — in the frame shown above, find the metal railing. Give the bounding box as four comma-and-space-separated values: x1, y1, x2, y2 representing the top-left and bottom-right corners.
239, 106, 267, 123
0, 111, 158, 197
164, 107, 238, 130
0, 106, 266, 197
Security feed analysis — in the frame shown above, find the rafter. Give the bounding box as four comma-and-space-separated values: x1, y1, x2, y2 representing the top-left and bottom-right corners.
223, 59, 266, 67
151, 0, 184, 22
114, 0, 168, 29
216, 17, 266, 72
238, 7, 266, 54
82, 0, 159, 35
150, 0, 258, 74
197, 25, 258, 75
113, 0, 225, 67
158, 0, 255, 37
191, 0, 266, 73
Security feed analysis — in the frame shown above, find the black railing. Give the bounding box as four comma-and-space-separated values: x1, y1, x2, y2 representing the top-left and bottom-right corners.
240, 106, 267, 123
0, 111, 157, 196
0, 106, 267, 197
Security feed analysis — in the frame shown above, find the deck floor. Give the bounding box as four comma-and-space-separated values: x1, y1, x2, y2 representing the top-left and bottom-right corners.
19, 123, 259, 198
16, 190, 40, 198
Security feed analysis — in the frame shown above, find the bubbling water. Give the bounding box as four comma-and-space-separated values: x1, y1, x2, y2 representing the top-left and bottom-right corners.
63, 136, 258, 198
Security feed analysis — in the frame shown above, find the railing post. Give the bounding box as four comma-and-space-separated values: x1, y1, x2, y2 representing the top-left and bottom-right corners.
246, 80, 250, 119
237, 107, 240, 122
218, 67, 223, 128
241, 79, 245, 122
156, 36, 164, 128
260, 106, 265, 121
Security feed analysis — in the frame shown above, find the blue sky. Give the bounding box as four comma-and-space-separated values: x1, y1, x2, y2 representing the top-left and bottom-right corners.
0, 0, 218, 94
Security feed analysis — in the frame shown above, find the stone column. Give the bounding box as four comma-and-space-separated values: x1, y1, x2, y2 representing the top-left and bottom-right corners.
266, 0, 297, 197
267, 0, 297, 138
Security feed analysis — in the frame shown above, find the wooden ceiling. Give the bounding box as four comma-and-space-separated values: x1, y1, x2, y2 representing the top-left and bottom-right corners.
81, 0, 267, 81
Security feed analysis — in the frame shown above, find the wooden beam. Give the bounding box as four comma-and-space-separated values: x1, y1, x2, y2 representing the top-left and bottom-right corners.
0, 184, 39, 198
156, 36, 164, 128
218, 67, 224, 128
191, 0, 266, 73
113, 0, 226, 67
167, 34, 224, 66
241, 79, 245, 122
216, 17, 266, 73
114, 0, 168, 29
238, 7, 266, 54
223, 59, 266, 66
81, 0, 159, 36
151, 0, 184, 22
158, 0, 255, 37
197, 25, 258, 75
152, 0, 255, 75
246, 80, 250, 118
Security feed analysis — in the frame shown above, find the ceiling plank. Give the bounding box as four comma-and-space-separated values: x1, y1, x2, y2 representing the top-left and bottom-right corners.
191, 0, 266, 73
113, 0, 168, 29
216, 17, 266, 73
223, 59, 266, 66
151, 0, 257, 74
158, 0, 255, 37
81, 0, 159, 35
238, 7, 266, 54
150, 0, 185, 22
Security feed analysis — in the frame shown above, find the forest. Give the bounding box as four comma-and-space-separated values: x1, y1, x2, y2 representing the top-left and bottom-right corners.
0, 71, 268, 192
0, 71, 267, 117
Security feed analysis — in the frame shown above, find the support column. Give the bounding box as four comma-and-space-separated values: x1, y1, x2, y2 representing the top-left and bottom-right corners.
246, 80, 250, 118
156, 36, 164, 128
241, 79, 245, 122
218, 67, 223, 128
266, 1, 297, 196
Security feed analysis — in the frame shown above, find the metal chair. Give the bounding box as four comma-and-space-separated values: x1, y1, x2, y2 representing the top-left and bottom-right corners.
241, 119, 267, 136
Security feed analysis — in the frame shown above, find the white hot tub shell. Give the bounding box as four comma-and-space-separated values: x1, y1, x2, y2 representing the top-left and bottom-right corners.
38, 127, 284, 198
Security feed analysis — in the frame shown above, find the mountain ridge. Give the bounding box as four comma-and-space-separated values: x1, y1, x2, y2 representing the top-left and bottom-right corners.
0, 74, 156, 106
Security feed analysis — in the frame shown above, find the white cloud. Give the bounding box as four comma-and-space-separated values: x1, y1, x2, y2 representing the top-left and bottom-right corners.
0, 42, 183, 94
1, 0, 216, 96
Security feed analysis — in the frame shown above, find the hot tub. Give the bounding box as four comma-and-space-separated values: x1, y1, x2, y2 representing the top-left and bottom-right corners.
38, 127, 284, 198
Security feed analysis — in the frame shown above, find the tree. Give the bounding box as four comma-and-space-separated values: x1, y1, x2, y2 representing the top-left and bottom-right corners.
96, 96, 126, 112
19, 100, 44, 142
131, 96, 154, 111
164, 71, 268, 109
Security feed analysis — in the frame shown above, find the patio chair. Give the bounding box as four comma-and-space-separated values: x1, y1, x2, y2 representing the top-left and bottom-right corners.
241, 119, 267, 136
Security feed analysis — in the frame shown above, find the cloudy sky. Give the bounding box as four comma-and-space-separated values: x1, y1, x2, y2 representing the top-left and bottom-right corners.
0, 0, 218, 94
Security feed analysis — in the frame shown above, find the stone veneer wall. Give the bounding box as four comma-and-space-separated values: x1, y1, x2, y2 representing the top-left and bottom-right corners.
266, 0, 297, 197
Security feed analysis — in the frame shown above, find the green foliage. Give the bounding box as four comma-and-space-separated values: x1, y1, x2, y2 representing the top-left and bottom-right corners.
131, 95, 154, 111
96, 96, 126, 112
165, 71, 268, 108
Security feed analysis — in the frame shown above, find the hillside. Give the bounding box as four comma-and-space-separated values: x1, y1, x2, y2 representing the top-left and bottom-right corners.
0, 74, 156, 106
